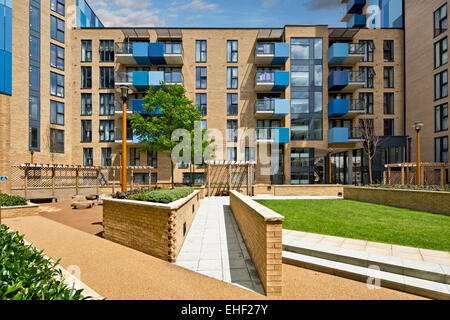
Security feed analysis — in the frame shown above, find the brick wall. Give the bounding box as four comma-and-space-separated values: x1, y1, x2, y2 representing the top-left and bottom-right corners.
0, 203, 39, 223
229, 191, 284, 297
344, 186, 450, 216
253, 184, 344, 197
103, 190, 200, 261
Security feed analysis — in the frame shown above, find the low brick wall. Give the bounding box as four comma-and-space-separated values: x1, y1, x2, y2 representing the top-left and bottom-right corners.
253, 184, 344, 197
344, 186, 450, 216
0, 202, 39, 223
229, 191, 284, 297
103, 190, 200, 262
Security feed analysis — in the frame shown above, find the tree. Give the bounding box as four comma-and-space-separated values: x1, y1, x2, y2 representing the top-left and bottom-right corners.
186, 128, 216, 186
129, 83, 203, 189
359, 118, 380, 185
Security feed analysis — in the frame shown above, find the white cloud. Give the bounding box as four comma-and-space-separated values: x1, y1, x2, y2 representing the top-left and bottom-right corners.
262, 0, 277, 9
168, 0, 220, 12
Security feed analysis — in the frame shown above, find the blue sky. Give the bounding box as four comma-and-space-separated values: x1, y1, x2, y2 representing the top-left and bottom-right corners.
88, 0, 347, 28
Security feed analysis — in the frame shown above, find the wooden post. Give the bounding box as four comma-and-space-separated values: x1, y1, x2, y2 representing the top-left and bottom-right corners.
130, 168, 134, 192
51, 167, 55, 198
401, 164, 405, 185
148, 169, 152, 191
383, 171, 386, 184
423, 165, 428, 186
416, 130, 421, 185
406, 166, 409, 185
112, 168, 116, 194
440, 164, 446, 186
246, 163, 250, 196
96, 168, 100, 196
387, 166, 391, 185
75, 167, 79, 195
24, 166, 28, 199
228, 164, 232, 193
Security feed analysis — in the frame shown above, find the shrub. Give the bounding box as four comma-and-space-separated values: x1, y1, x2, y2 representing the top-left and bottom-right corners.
0, 225, 87, 300
369, 184, 450, 192
0, 194, 28, 207
126, 187, 194, 204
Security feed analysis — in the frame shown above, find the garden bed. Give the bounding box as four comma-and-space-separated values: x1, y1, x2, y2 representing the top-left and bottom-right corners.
0, 194, 39, 222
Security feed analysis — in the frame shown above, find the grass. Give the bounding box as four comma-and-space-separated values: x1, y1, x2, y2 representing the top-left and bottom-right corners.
256, 199, 450, 251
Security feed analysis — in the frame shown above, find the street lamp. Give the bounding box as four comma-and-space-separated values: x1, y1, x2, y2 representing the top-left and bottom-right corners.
327, 148, 333, 184
120, 85, 129, 192
30, 150, 34, 164
413, 121, 424, 185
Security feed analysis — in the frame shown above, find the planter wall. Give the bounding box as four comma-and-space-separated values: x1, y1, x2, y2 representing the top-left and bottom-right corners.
344, 186, 450, 216
0, 202, 39, 223
253, 184, 344, 197
103, 190, 200, 262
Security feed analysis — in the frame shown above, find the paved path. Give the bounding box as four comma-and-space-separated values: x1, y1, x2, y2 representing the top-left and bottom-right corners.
283, 229, 450, 266
176, 197, 264, 294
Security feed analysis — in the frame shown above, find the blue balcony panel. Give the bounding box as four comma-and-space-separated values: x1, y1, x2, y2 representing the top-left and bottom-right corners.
149, 43, 166, 65
328, 99, 349, 117
4, 50, 11, 94
272, 71, 289, 91
149, 71, 164, 86
132, 71, 149, 91
328, 71, 349, 91
132, 42, 151, 65
272, 43, 289, 65
347, 14, 367, 28
273, 99, 289, 117
132, 99, 162, 115
328, 43, 348, 65
274, 128, 290, 144
347, 0, 366, 14
328, 127, 349, 144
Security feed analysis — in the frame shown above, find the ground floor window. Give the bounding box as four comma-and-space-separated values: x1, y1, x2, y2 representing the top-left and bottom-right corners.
183, 173, 205, 185
435, 136, 449, 163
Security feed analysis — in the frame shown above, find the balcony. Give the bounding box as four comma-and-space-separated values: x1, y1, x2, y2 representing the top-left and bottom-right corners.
131, 99, 162, 115
254, 99, 289, 118
255, 42, 289, 65
347, 14, 367, 28
255, 71, 289, 91
328, 43, 365, 65
115, 71, 164, 91
114, 42, 183, 66
328, 126, 364, 145
342, 0, 366, 22
328, 71, 365, 92
114, 100, 133, 116
114, 128, 134, 143
256, 127, 290, 144
328, 99, 366, 118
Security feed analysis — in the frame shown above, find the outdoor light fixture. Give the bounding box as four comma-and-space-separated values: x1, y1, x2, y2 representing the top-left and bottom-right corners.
413, 121, 424, 132
120, 85, 129, 101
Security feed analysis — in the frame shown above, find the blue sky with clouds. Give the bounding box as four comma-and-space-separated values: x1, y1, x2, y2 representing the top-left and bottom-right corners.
87, 0, 347, 28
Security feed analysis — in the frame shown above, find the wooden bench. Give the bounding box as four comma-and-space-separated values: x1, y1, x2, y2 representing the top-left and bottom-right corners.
28, 196, 58, 204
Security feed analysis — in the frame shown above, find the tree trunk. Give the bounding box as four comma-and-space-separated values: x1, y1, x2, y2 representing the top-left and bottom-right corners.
171, 161, 175, 189
368, 150, 373, 185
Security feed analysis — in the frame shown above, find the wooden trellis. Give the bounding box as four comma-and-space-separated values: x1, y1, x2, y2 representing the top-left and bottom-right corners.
205, 161, 256, 197
384, 162, 449, 186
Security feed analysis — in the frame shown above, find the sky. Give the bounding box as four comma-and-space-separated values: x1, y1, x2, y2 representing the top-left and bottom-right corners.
87, 0, 347, 28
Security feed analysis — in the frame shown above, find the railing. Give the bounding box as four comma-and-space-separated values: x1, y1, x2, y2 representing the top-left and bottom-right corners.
256, 71, 275, 83
115, 128, 133, 141
349, 126, 363, 139
256, 42, 276, 55
348, 71, 365, 83
162, 72, 183, 84
348, 99, 366, 112
348, 43, 366, 55
115, 42, 133, 55
163, 42, 183, 55
115, 100, 133, 113
255, 99, 276, 112
114, 71, 133, 84
256, 127, 276, 140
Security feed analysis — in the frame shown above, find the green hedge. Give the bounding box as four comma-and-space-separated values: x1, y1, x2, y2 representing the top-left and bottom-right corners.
127, 187, 194, 204
0, 225, 87, 300
0, 194, 28, 207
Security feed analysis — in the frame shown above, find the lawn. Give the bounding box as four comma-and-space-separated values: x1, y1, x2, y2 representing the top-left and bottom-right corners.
256, 199, 450, 251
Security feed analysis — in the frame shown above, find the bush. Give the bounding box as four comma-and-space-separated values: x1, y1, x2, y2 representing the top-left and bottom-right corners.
0, 225, 87, 300
126, 187, 194, 204
0, 194, 28, 207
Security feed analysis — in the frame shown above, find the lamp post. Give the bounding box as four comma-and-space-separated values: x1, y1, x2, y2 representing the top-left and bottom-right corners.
413, 121, 424, 185
30, 150, 34, 164
120, 85, 129, 192
327, 148, 333, 184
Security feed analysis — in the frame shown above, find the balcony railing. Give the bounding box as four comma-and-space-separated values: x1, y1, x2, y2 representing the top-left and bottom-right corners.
348, 71, 365, 83
115, 128, 133, 141
349, 126, 364, 140
256, 71, 275, 83
348, 43, 366, 55
255, 99, 276, 112
256, 43, 275, 55
256, 128, 275, 140
114, 71, 133, 84
115, 42, 133, 55
163, 42, 183, 55
348, 99, 366, 112
115, 100, 133, 113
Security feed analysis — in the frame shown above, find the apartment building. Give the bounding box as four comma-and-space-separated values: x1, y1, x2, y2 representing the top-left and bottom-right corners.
0, 0, 415, 192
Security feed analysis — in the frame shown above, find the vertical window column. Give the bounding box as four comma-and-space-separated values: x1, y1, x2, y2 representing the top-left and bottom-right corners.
29, 1, 40, 151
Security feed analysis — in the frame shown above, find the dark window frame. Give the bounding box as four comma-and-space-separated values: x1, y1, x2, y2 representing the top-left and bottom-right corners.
359, 92, 374, 114
81, 93, 92, 116
101, 148, 112, 166
384, 66, 394, 88
196, 40, 207, 62
435, 69, 449, 100
227, 93, 238, 116
81, 120, 92, 143
50, 128, 64, 153
384, 92, 395, 114
196, 67, 207, 89
435, 103, 449, 132
50, 15, 64, 43
383, 119, 395, 136
227, 40, 238, 63
81, 66, 92, 89
383, 40, 394, 62
99, 40, 115, 62
50, 43, 64, 71
435, 37, 448, 69
434, 4, 448, 38
147, 151, 158, 168
81, 40, 92, 62
196, 93, 207, 116
50, 100, 64, 125
99, 66, 114, 89
435, 136, 449, 163
99, 120, 115, 142
50, 72, 64, 98
99, 93, 115, 115
227, 66, 238, 89
83, 148, 94, 166
50, 0, 65, 16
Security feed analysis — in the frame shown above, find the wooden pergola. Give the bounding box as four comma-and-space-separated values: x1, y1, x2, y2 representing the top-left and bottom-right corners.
384, 162, 449, 186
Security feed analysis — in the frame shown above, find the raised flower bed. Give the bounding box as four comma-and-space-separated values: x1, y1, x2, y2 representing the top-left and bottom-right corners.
0, 194, 39, 223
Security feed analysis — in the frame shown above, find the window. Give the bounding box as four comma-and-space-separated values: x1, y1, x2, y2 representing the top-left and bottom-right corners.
81, 120, 92, 142
291, 39, 310, 59
196, 40, 207, 62
30, 36, 40, 62
435, 37, 448, 68
102, 148, 112, 166
30, 4, 40, 32
29, 96, 39, 121
158, 67, 182, 84
130, 148, 141, 166
245, 147, 255, 162
360, 66, 374, 88
83, 148, 93, 166
227, 40, 238, 62
50, 0, 65, 16
179, 162, 189, 169
227, 67, 238, 89
435, 70, 448, 100
227, 147, 237, 161
359, 92, 374, 114
30, 127, 39, 150
435, 136, 449, 162
161, 41, 182, 54
99, 40, 114, 62
196, 67, 207, 89
434, 4, 448, 38
81, 94, 92, 115
50, 129, 64, 153
384, 67, 394, 88
435, 103, 449, 132
50, 72, 64, 97
201, 120, 207, 130
291, 119, 309, 140
183, 173, 205, 185
30, 66, 40, 91
81, 40, 92, 62
227, 120, 238, 142
100, 93, 115, 115
359, 40, 374, 62
50, 100, 64, 125
196, 93, 207, 116
99, 67, 114, 89
383, 40, 394, 62
81, 67, 92, 89
384, 119, 394, 136
50, 44, 64, 70
147, 151, 157, 168
99, 120, 115, 142
227, 93, 238, 115
50, 15, 64, 43
291, 65, 309, 86
291, 92, 309, 113
384, 92, 394, 114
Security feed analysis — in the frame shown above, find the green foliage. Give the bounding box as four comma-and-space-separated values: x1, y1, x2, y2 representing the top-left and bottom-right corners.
127, 187, 194, 204
370, 184, 450, 192
0, 225, 87, 300
0, 194, 28, 207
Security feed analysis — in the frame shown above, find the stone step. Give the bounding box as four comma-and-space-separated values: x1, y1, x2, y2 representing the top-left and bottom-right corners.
283, 240, 450, 285
282, 251, 450, 300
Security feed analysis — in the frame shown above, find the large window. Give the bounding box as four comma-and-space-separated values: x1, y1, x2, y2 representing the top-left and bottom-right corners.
384, 119, 394, 136
81, 40, 92, 62
383, 40, 394, 62
183, 173, 205, 185
50, 0, 65, 16
360, 66, 375, 88
99, 67, 114, 89
435, 37, 448, 69
290, 38, 322, 60
102, 148, 112, 166
147, 151, 157, 168
50, 43, 64, 70
196, 93, 207, 116
83, 148, 93, 166
196, 67, 207, 89
50, 72, 64, 97
196, 40, 207, 62
99, 120, 115, 142
291, 118, 323, 140
158, 67, 182, 84
227, 40, 238, 62
290, 148, 314, 185
291, 65, 309, 86
226, 147, 237, 161
434, 4, 448, 38
50, 15, 64, 43
81, 67, 92, 89
81, 93, 92, 115
130, 148, 141, 166
359, 40, 374, 62
227, 93, 238, 116
81, 120, 92, 142
227, 120, 238, 142
100, 93, 115, 115
384, 67, 394, 88
435, 136, 449, 162
435, 70, 448, 100
384, 92, 394, 114
227, 67, 238, 89
161, 41, 182, 54
435, 103, 449, 132
50, 100, 64, 125
50, 129, 64, 153
99, 40, 114, 62
360, 92, 374, 114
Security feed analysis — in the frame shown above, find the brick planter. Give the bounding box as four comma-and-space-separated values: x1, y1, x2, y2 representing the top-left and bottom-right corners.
103, 190, 200, 262
344, 186, 450, 215
253, 184, 344, 196
0, 202, 39, 223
